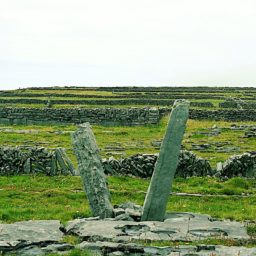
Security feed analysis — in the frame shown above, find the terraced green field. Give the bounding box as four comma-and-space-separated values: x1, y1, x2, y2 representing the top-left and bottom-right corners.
0, 86, 256, 109
0, 87, 256, 252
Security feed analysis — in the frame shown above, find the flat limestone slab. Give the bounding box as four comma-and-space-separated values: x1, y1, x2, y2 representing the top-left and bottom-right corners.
77, 241, 256, 256
0, 220, 63, 250
65, 212, 249, 242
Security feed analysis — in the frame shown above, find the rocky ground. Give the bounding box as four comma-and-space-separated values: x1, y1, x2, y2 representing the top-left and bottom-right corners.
1, 204, 255, 256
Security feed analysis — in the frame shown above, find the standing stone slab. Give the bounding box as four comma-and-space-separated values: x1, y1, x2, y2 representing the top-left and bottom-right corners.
55, 147, 75, 175
71, 123, 114, 218
23, 158, 31, 174
141, 100, 190, 221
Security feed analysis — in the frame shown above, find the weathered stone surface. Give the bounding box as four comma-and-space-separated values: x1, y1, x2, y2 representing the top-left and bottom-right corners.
71, 123, 114, 218
65, 212, 249, 242
0, 220, 63, 252
142, 100, 190, 221
0, 217, 252, 255
2, 243, 74, 256
55, 147, 75, 175
76, 241, 256, 256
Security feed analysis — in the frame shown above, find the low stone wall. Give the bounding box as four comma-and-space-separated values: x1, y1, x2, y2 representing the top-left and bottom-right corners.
0, 98, 175, 106
102, 150, 213, 178
1, 107, 256, 126
216, 152, 256, 178
219, 100, 256, 109
189, 109, 256, 121
0, 107, 160, 126
0, 147, 74, 176
0, 98, 213, 107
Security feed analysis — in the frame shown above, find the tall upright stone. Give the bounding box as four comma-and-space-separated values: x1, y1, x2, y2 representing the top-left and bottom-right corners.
141, 100, 190, 221
71, 123, 114, 218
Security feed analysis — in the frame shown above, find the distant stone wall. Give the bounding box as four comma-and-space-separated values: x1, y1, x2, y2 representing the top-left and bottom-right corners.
219, 100, 256, 109
0, 98, 213, 107
0, 107, 160, 126
1, 107, 256, 126
189, 109, 256, 121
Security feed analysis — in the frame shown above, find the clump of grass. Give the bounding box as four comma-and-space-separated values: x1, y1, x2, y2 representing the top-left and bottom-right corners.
62, 235, 81, 245
226, 177, 250, 189
247, 223, 256, 238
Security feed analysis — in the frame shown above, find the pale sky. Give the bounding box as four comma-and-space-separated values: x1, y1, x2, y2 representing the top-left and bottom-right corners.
1, 0, 256, 90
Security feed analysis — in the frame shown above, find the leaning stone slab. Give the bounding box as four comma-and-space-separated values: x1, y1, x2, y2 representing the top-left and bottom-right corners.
142, 100, 190, 221
55, 147, 75, 175
65, 212, 249, 243
0, 220, 63, 252
71, 123, 114, 218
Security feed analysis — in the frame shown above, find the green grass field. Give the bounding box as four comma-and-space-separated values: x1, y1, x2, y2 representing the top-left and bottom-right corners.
0, 175, 255, 223
1, 87, 256, 253
1, 116, 256, 167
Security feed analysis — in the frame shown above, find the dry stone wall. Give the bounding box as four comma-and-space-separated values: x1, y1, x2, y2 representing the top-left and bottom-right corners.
219, 100, 256, 109
1, 107, 256, 125
102, 150, 213, 178
0, 107, 160, 126
216, 152, 256, 178
0, 146, 74, 176
1, 146, 255, 179
189, 109, 256, 121
0, 97, 213, 107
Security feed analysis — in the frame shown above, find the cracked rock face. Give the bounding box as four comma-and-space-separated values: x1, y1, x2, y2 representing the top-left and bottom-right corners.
65, 212, 249, 242
0, 220, 64, 253
76, 241, 256, 256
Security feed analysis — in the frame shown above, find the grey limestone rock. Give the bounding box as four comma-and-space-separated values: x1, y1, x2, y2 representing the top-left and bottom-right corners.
55, 147, 75, 175
0, 220, 63, 253
65, 212, 249, 243
71, 123, 114, 218
142, 100, 190, 221
76, 241, 256, 256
